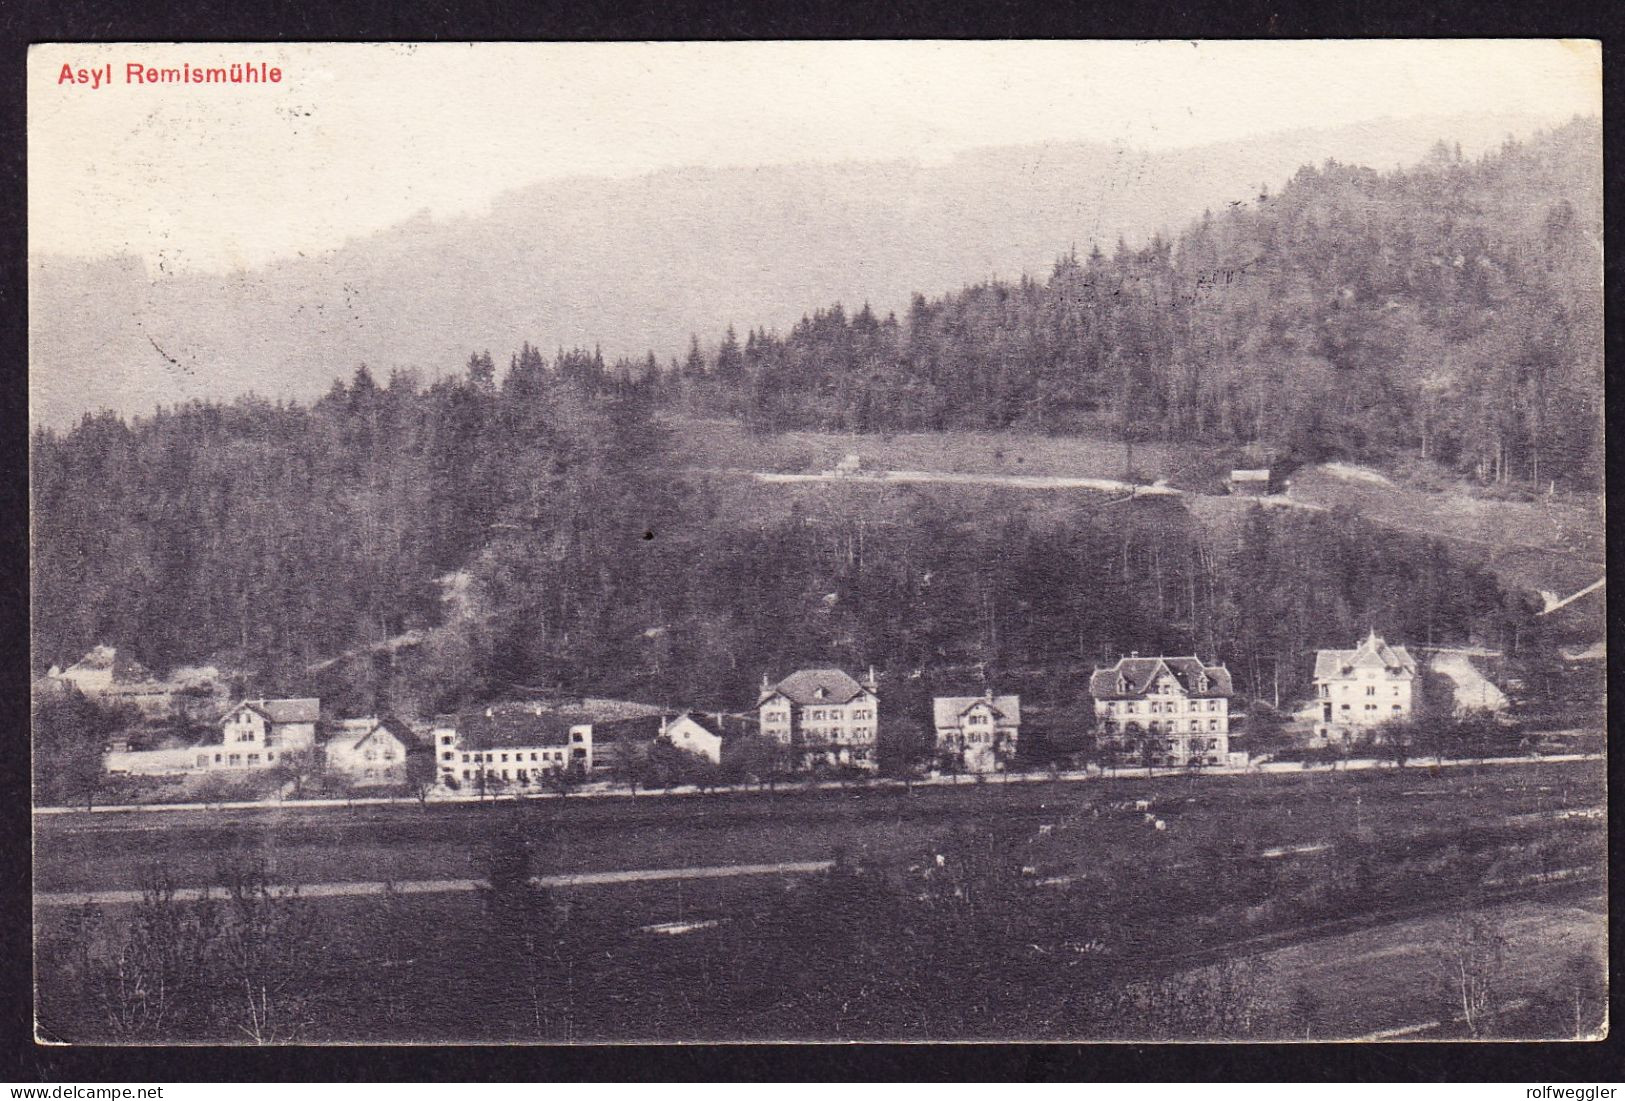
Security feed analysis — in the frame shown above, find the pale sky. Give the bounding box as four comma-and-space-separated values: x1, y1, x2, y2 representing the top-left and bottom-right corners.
29, 40, 1600, 274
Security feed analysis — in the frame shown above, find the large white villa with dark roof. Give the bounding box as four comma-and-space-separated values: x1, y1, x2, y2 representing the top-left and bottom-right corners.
756, 667, 880, 770
1090, 654, 1234, 768
1311, 630, 1419, 742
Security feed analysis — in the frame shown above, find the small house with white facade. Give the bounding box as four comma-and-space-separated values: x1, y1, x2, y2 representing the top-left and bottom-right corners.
1226, 469, 1275, 496
933, 691, 1021, 772
659, 712, 725, 764
323, 716, 417, 786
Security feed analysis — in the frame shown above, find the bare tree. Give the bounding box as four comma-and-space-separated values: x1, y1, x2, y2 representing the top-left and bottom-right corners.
1435, 912, 1509, 1037
405, 750, 437, 807
216, 859, 318, 1044
67, 868, 220, 1041
478, 818, 575, 1038
1557, 949, 1606, 1039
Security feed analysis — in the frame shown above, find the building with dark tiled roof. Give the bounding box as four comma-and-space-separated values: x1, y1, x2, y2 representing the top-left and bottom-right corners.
590, 714, 666, 775
933, 690, 1021, 772
49, 645, 231, 722
1311, 629, 1419, 741
193, 697, 321, 772
436, 703, 596, 788
48, 644, 151, 695
1090, 654, 1233, 768
756, 667, 879, 770
428, 701, 671, 788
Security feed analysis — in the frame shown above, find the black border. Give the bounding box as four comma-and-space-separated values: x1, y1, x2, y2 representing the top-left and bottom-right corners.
3, 0, 1622, 1084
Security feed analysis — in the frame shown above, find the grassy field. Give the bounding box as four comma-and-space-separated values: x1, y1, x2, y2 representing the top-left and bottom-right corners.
52, 877, 1596, 1043
1285, 461, 1604, 598
1232, 887, 1606, 1039
670, 416, 1206, 482
36, 758, 1605, 1043
36, 758, 1604, 894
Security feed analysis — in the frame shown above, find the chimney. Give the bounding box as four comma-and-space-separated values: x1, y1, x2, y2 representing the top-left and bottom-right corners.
761, 672, 771, 693
865, 664, 878, 689
984, 687, 994, 702
1130, 651, 1139, 659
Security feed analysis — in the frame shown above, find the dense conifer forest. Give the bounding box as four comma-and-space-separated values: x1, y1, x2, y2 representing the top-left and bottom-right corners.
30, 122, 1596, 723
671, 121, 1601, 489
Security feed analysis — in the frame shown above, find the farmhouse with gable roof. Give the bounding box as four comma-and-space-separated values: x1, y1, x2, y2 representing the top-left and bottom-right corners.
323, 716, 422, 786
194, 697, 320, 772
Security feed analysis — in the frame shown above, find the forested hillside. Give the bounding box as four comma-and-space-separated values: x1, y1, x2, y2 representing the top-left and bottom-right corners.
30, 122, 1595, 721
676, 120, 1602, 490
33, 350, 1542, 725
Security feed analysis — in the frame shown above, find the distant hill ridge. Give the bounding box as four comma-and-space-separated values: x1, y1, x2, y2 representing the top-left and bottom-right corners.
29, 110, 1572, 427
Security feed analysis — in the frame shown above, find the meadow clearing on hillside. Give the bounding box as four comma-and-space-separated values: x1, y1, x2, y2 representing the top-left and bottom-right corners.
1284, 463, 1603, 598
672, 417, 1604, 607
669, 417, 1209, 483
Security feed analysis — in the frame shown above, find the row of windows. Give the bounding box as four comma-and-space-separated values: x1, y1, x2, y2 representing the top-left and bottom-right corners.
462, 766, 566, 782
1107, 699, 1223, 715
1104, 719, 1223, 734
943, 729, 1011, 745
461, 749, 569, 764
799, 727, 874, 742
804, 707, 871, 721
1321, 683, 1406, 697
197, 750, 274, 767
1118, 679, 1211, 696
801, 748, 874, 762
763, 707, 878, 722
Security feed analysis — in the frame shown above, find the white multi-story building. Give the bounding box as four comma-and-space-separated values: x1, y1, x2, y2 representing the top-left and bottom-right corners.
193, 697, 320, 771
1091, 655, 1233, 768
933, 691, 1021, 772
756, 667, 879, 770
435, 703, 596, 790
1312, 630, 1419, 741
